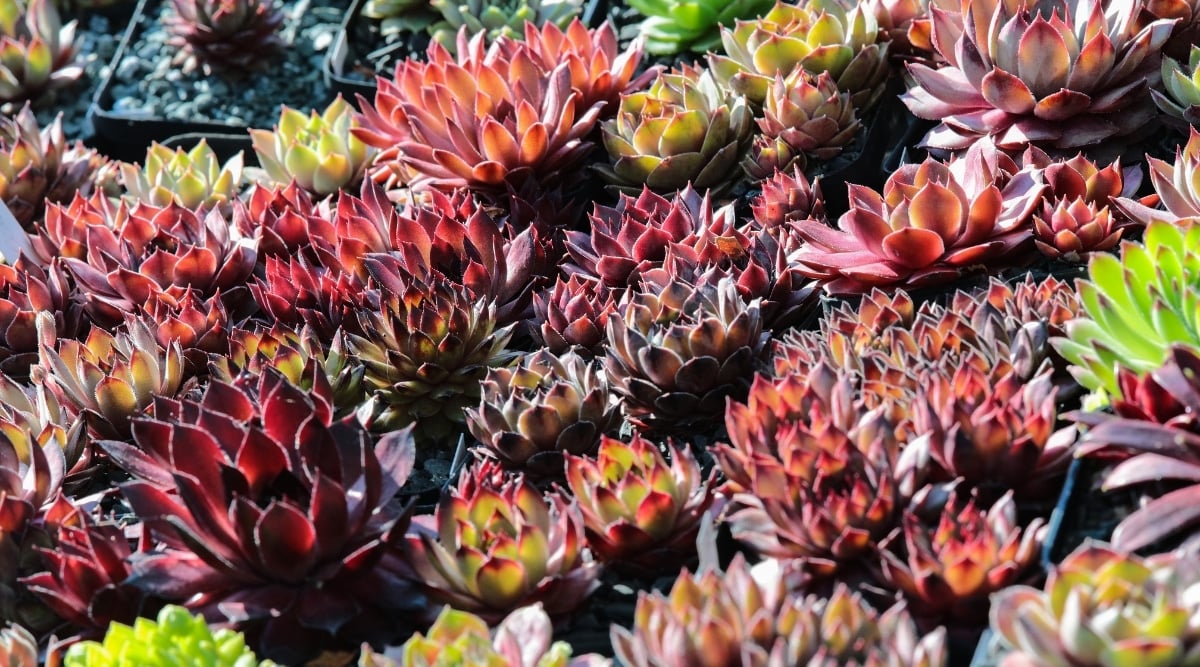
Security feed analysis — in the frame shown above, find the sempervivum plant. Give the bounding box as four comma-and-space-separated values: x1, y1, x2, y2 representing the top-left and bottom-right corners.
249, 96, 375, 198
990, 542, 1200, 667
605, 276, 768, 434
466, 348, 617, 477
564, 185, 741, 289
331, 184, 540, 327
902, 0, 1174, 151
1055, 220, 1200, 401
119, 140, 244, 212
63, 605, 276, 667
101, 372, 422, 662
0, 103, 111, 230
708, 0, 890, 110
626, 0, 773, 55
406, 460, 601, 622
0, 0, 81, 108
0, 257, 80, 378
612, 556, 949, 667
750, 164, 826, 229
237, 181, 335, 262
512, 20, 656, 116
0, 372, 86, 481
21, 500, 160, 639
59, 201, 258, 327
598, 65, 753, 195
427, 0, 583, 52
354, 31, 604, 193
564, 434, 718, 574
208, 323, 366, 417
348, 259, 516, 437
362, 604, 610, 666
877, 486, 1045, 633
793, 141, 1044, 294
716, 366, 906, 574
908, 358, 1066, 501
534, 275, 617, 355
743, 70, 861, 181
251, 255, 368, 341
1155, 45, 1200, 127
163, 0, 285, 75
35, 314, 186, 440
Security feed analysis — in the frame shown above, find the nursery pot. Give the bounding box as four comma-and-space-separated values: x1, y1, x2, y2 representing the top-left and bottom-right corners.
323, 0, 378, 101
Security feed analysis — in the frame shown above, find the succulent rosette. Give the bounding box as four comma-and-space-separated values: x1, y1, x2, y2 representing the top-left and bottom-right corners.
0, 420, 66, 632
100, 372, 422, 662
564, 435, 718, 572
208, 323, 366, 417
0, 370, 87, 481
902, 0, 1175, 151
597, 65, 753, 194
21, 500, 159, 636
793, 140, 1044, 294
750, 164, 826, 228
625, 0, 774, 55
877, 486, 1045, 631
743, 70, 861, 180
427, 0, 583, 52
349, 258, 516, 437
1155, 44, 1200, 127
991, 542, 1200, 667
564, 185, 742, 289
164, 0, 285, 75
406, 460, 601, 622
35, 314, 186, 440
237, 180, 336, 262
716, 367, 906, 572
1055, 220, 1200, 400
605, 276, 769, 434
511, 19, 656, 116
467, 349, 617, 476
612, 555, 949, 667
354, 31, 604, 193
1116, 127, 1200, 227
0, 256, 80, 378
0, 102, 111, 230
534, 275, 617, 355
249, 96, 375, 197
0, 0, 81, 108
62, 605, 276, 667
908, 359, 1066, 500
361, 604, 610, 667
119, 140, 244, 212
59, 200, 257, 327
709, 0, 891, 110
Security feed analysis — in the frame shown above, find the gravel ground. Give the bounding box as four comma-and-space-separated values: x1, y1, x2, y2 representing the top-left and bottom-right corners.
105, 0, 348, 129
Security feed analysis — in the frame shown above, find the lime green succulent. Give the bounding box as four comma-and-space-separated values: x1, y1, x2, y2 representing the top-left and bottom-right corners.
118, 139, 243, 211
362, 0, 437, 35
627, 0, 774, 55
428, 0, 582, 52
708, 0, 890, 110
360, 604, 609, 667
1155, 44, 1200, 127
249, 95, 375, 197
1054, 220, 1200, 402
63, 605, 277, 667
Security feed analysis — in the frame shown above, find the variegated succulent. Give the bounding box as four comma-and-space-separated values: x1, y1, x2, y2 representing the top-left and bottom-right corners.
118, 140, 244, 212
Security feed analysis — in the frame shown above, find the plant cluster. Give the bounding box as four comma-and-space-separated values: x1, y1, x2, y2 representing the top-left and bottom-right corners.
14, 0, 1200, 664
